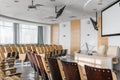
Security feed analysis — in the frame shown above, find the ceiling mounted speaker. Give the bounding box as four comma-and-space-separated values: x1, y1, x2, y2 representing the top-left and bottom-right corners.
55, 5, 66, 19
90, 12, 98, 31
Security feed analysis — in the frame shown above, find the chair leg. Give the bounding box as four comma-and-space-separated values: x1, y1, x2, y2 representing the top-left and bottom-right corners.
21, 61, 24, 66
36, 71, 39, 80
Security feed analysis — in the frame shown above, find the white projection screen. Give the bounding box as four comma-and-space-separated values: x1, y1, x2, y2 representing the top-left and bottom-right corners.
102, 1, 120, 36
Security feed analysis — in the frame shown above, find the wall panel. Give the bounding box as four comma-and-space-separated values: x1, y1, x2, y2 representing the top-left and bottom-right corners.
71, 20, 80, 55
51, 24, 59, 44
98, 17, 108, 46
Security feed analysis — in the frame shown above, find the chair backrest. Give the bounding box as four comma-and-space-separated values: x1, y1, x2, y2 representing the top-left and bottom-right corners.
47, 58, 62, 80
25, 45, 32, 51
97, 45, 107, 56
10, 45, 17, 52
41, 46, 46, 53
31, 45, 36, 52
85, 65, 113, 80
36, 55, 48, 80
61, 60, 81, 80
0, 46, 5, 53
4, 46, 12, 53
28, 52, 38, 72
107, 46, 119, 57
17, 46, 22, 54
20, 45, 26, 54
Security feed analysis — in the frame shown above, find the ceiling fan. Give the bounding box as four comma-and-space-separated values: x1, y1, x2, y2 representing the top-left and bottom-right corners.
28, 0, 44, 10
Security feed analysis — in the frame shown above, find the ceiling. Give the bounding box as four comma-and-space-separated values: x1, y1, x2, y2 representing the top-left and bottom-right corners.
0, 0, 117, 24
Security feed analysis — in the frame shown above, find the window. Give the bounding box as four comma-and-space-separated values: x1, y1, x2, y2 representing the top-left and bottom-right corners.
19, 24, 38, 44
0, 21, 14, 44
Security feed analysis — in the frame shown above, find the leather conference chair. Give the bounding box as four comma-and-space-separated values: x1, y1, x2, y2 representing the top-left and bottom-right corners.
85, 65, 117, 80
27, 52, 38, 72
30, 52, 40, 74
47, 58, 62, 80
35, 55, 49, 80
61, 60, 81, 80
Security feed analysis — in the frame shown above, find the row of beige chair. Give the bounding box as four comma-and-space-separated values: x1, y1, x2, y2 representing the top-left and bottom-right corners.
0, 44, 67, 62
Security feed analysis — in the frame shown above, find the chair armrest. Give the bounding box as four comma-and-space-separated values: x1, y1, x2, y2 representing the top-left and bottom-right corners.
112, 57, 119, 64
1, 60, 14, 64
7, 73, 22, 77
2, 67, 16, 71
6, 58, 15, 61
0, 63, 14, 68
112, 72, 117, 80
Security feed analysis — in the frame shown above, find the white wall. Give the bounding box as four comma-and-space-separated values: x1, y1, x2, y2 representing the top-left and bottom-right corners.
81, 18, 98, 51
43, 25, 51, 44
59, 22, 71, 54
108, 36, 120, 46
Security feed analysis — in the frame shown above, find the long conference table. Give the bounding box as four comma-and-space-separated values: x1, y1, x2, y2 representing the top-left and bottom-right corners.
59, 52, 113, 70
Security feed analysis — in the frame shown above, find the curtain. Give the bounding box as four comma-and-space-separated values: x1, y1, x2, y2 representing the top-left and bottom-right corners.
38, 26, 44, 44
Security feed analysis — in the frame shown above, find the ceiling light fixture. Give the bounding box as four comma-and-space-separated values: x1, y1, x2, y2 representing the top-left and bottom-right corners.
51, 20, 57, 21
69, 16, 76, 18
14, 0, 19, 3
98, 0, 103, 5
50, 0, 55, 2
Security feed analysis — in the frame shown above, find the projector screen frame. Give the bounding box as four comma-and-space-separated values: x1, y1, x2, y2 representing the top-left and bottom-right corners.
101, 0, 120, 37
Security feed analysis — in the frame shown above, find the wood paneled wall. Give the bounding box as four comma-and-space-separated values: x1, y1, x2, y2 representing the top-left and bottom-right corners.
70, 20, 80, 55
51, 24, 59, 44
98, 17, 108, 46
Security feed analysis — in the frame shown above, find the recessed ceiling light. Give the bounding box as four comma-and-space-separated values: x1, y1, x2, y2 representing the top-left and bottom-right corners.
98, 2, 102, 5
14, 0, 19, 3
45, 16, 56, 19
98, 0, 102, 5
93, 9, 97, 11
50, 0, 55, 2
69, 16, 76, 18
51, 20, 57, 21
